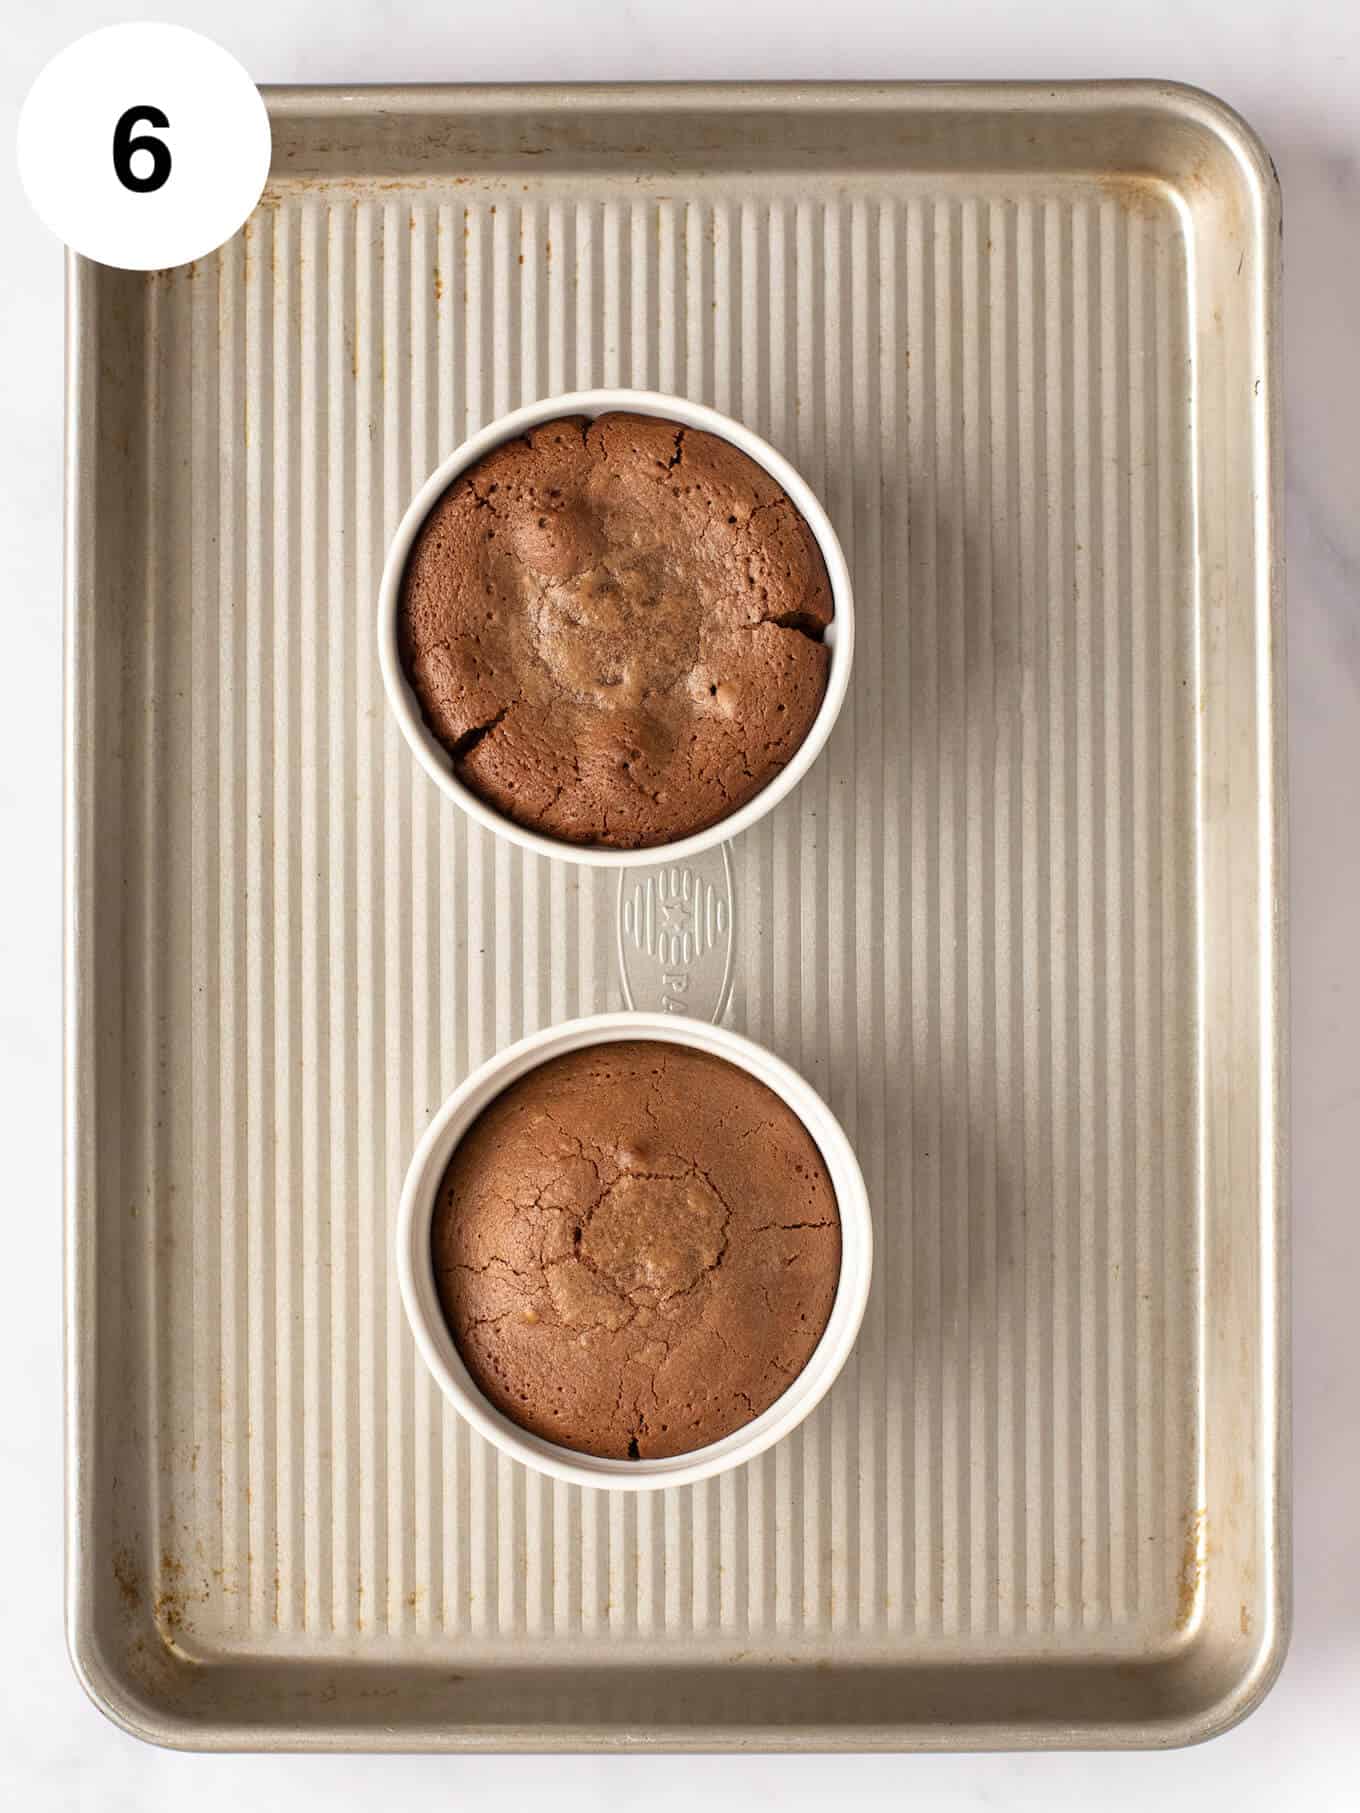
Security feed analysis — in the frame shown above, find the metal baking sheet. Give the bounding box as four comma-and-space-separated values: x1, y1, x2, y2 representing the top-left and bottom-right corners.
64, 81, 1286, 1751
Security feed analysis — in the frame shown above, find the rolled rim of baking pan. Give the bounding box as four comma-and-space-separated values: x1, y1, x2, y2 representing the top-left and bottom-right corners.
376, 388, 855, 868
396, 1011, 874, 1491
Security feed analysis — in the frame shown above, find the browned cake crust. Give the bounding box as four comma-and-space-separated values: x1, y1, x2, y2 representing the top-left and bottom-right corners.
431, 1041, 842, 1460
399, 413, 834, 848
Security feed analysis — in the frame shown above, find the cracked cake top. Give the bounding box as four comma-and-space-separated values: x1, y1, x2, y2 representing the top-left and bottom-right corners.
398, 412, 834, 849
430, 1040, 842, 1460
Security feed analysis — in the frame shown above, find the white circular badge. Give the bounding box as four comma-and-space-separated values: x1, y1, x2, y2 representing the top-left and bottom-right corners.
17, 23, 271, 272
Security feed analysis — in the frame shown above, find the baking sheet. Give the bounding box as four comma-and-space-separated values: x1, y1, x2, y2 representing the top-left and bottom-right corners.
65, 81, 1286, 1750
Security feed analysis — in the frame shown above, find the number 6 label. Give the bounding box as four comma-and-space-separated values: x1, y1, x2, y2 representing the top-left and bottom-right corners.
18, 24, 270, 272
113, 106, 173, 196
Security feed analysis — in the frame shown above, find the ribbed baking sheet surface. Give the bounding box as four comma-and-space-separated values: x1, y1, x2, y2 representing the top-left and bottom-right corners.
67, 85, 1284, 1749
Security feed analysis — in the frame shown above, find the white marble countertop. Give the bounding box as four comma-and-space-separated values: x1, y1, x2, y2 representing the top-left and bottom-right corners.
4, 1, 1356, 1805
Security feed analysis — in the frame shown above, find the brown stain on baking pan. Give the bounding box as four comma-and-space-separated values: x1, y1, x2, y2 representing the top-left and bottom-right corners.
112, 1547, 142, 1614
153, 1551, 212, 1640
1093, 170, 1183, 224
123, 1630, 197, 1703
153, 1553, 187, 1634
1175, 1508, 1207, 1630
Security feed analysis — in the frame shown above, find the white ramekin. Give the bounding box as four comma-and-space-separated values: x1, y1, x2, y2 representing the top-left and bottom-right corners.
396, 1012, 872, 1492
376, 389, 854, 869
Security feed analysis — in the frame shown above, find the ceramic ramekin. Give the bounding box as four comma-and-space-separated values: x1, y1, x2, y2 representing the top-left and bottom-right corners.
376, 389, 854, 869
396, 1012, 872, 1491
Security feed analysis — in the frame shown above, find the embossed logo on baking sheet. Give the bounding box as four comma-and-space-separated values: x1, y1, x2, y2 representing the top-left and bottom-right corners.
617, 845, 735, 1022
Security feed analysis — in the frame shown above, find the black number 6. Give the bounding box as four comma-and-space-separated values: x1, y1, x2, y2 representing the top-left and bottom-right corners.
113, 105, 171, 194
